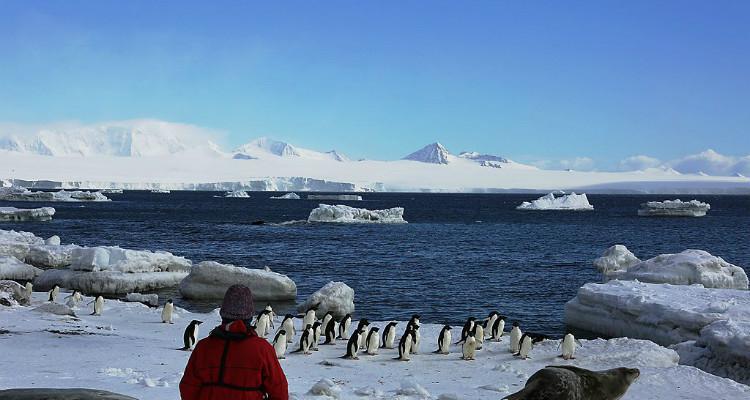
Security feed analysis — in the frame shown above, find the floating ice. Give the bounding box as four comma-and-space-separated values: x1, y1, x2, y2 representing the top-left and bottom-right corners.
0, 186, 110, 202
223, 190, 249, 198
0, 256, 42, 280
179, 261, 296, 301
297, 281, 354, 319
0, 229, 45, 260
307, 194, 363, 201
69, 246, 192, 273
308, 204, 406, 223
270, 192, 301, 200
34, 269, 188, 295
638, 199, 711, 217
593, 245, 641, 276
0, 207, 55, 222
26, 243, 80, 268
516, 191, 593, 210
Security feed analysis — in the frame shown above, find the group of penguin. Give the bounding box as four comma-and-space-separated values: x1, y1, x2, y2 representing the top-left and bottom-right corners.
43, 284, 105, 316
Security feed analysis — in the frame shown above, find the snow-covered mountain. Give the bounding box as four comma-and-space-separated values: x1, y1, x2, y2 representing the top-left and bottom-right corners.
232, 137, 349, 162
403, 142, 451, 164
402, 143, 536, 170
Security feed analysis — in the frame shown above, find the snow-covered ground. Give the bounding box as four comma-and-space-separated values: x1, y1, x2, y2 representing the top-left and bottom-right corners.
0, 206, 55, 222
638, 199, 711, 217
1, 292, 748, 399
516, 192, 594, 210
308, 204, 407, 224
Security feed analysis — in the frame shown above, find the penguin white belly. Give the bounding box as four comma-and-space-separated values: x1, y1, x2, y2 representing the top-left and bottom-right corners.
494, 320, 505, 340
161, 304, 174, 324
341, 321, 351, 338
518, 336, 532, 359
282, 320, 295, 343
256, 315, 269, 336
562, 334, 576, 359
274, 335, 287, 359
486, 316, 497, 336
439, 331, 452, 354
462, 337, 477, 360
25, 283, 33, 298
510, 328, 522, 352
401, 337, 412, 360
412, 329, 421, 354
475, 325, 485, 350
385, 330, 395, 348
93, 297, 104, 316
358, 328, 369, 349
191, 326, 200, 349
312, 327, 321, 350
303, 312, 315, 329
366, 334, 379, 355
349, 337, 360, 359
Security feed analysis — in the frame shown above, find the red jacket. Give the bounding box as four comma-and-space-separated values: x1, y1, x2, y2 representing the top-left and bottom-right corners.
179, 320, 288, 400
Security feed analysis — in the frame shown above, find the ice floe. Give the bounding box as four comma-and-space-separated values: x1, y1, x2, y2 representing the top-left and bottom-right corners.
308, 204, 407, 223
178, 261, 296, 301
307, 194, 363, 201
516, 191, 594, 210
124, 293, 159, 307
223, 190, 249, 198
270, 192, 301, 200
0, 207, 55, 222
0, 229, 44, 260
0, 186, 110, 202
638, 199, 711, 217
0, 256, 42, 280
297, 281, 354, 319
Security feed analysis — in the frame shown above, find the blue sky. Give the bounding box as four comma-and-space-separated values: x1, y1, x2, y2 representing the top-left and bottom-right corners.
0, 1, 748, 167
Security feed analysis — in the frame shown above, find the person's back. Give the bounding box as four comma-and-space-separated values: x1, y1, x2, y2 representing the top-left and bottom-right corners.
179, 285, 289, 400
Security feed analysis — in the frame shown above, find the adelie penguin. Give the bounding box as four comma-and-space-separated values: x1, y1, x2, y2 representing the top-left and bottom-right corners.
24, 282, 33, 299
255, 309, 272, 337
322, 318, 337, 345
337, 314, 352, 339
473, 322, 485, 350
407, 314, 421, 354
272, 329, 288, 359
264, 304, 276, 329
311, 321, 322, 351
514, 332, 548, 360
161, 299, 174, 324
281, 314, 295, 343
509, 321, 522, 353
434, 325, 452, 355
180, 320, 203, 351
320, 311, 334, 334
65, 290, 82, 309
292, 324, 314, 355
559, 333, 582, 360
380, 322, 398, 349
302, 304, 318, 329
490, 315, 506, 341
48, 285, 59, 302
90, 295, 104, 316
395, 325, 415, 361
456, 317, 476, 344
485, 311, 500, 334
462, 331, 477, 360
356, 319, 370, 350
365, 327, 380, 355
341, 329, 365, 360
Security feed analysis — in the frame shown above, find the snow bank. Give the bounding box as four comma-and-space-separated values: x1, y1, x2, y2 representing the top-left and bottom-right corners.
308, 204, 407, 223
179, 261, 296, 301
0, 280, 30, 306
69, 246, 192, 273
0, 256, 42, 280
596, 246, 748, 289
0, 207, 55, 222
638, 199, 711, 217
297, 281, 354, 319
0, 229, 44, 260
516, 191, 594, 210
34, 269, 188, 295
565, 280, 750, 384
0, 187, 110, 202
125, 293, 159, 307
223, 190, 249, 198
270, 192, 301, 200
25, 243, 80, 268
307, 194, 362, 201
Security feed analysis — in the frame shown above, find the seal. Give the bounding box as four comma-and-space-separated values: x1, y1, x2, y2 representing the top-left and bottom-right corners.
503, 365, 640, 400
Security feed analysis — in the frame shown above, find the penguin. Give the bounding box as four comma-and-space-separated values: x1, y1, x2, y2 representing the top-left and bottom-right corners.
65, 290, 82, 308
323, 318, 337, 345
292, 324, 314, 355
48, 285, 59, 302
280, 314, 295, 343
408, 314, 421, 328
24, 282, 33, 299
255, 309, 272, 337
161, 299, 174, 324
311, 321, 322, 351
509, 321, 522, 353
90, 295, 104, 316
474, 323, 485, 350
302, 305, 318, 329
321, 311, 334, 334
272, 329, 288, 359
462, 331, 477, 360
457, 317, 476, 344
180, 320, 203, 350
515, 332, 548, 359
560, 333, 582, 360
342, 329, 364, 360
434, 325, 452, 354
365, 327, 380, 355
381, 322, 398, 349
484, 311, 499, 337
396, 326, 414, 361
264, 304, 276, 329
490, 315, 506, 341
338, 314, 352, 339
408, 320, 421, 354
356, 319, 370, 350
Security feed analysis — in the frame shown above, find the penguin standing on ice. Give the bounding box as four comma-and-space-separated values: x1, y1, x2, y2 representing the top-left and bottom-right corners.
292, 324, 314, 355
161, 299, 174, 324
408, 320, 421, 354
457, 317, 476, 344
342, 329, 365, 360
180, 320, 203, 350
474, 323, 485, 350
272, 329, 288, 359
509, 321, 522, 353
90, 295, 104, 316
311, 321, 322, 351
338, 314, 352, 339
255, 309, 272, 337
462, 331, 477, 360
25, 282, 33, 299
280, 314, 295, 343
323, 318, 337, 345
302, 305, 318, 329
356, 319, 370, 349
365, 327, 380, 355
381, 322, 398, 349
264, 304, 276, 329
485, 311, 499, 335
396, 325, 414, 361
559, 333, 582, 360
490, 315, 506, 341
434, 325, 452, 354
65, 290, 82, 308
515, 333, 548, 359
321, 311, 334, 333
48, 285, 59, 302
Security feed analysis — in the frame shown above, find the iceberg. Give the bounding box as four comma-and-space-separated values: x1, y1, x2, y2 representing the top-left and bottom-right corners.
516, 192, 593, 210
150, 189, 170, 193
564, 280, 750, 384
595, 246, 747, 289
69, 246, 191, 273
0, 229, 44, 260
223, 190, 249, 198
0, 256, 42, 280
179, 261, 296, 301
101, 188, 124, 194
270, 192, 301, 200
307, 204, 407, 224
297, 281, 354, 319
0, 207, 55, 222
638, 199, 711, 217
0, 186, 110, 202
307, 194, 363, 201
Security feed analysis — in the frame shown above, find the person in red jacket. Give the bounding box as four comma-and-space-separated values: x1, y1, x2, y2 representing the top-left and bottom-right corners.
180, 284, 289, 400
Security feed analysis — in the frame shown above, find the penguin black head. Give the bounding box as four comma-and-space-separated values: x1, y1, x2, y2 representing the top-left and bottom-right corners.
191, 320, 203, 325
498, 315, 507, 321
488, 311, 499, 317
305, 324, 312, 329
468, 317, 476, 321
312, 321, 322, 328
167, 299, 173, 304
512, 321, 520, 327
308, 303, 320, 312
444, 325, 452, 330
284, 314, 294, 319
325, 311, 333, 317
371, 327, 380, 332
411, 314, 420, 320
343, 313, 351, 319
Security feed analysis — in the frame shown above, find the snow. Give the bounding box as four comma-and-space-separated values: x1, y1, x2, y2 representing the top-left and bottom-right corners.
516, 192, 594, 210
2, 292, 749, 399
270, 192, 301, 200
150, 189, 170, 193
0, 256, 42, 280
307, 194, 363, 201
297, 281, 354, 319
0, 186, 110, 202
124, 293, 159, 307
403, 142, 451, 164
0, 280, 30, 306
69, 246, 192, 273
595, 246, 748, 289
638, 199, 711, 217
25, 243, 80, 268
564, 280, 750, 384
223, 190, 249, 198
0, 229, 44, 260
308, 204, 407, 224
0, 207, 55, 222
34, 269, 188, 295
102, 188, 124, 194
45, 235, 61, 246
178, 261, 296, 301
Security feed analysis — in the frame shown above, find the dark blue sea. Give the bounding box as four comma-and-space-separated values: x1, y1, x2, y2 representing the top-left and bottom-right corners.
3, 192, 749, 336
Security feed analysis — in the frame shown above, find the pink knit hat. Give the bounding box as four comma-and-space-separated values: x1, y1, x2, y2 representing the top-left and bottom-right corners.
220, 284, 255, 320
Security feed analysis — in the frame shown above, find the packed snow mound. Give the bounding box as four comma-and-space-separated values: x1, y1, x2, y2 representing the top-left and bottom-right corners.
599, 248, 748, 289
565, 280, 750, 384
308, 204, 407, 224
32, 302, 77, 317
403, 142, 451, 164
297, 281, 354, 319
638, 199, 711, 217
270, 192, 301, 200
69, 246, 192, 273
125, 292, 159, 307
0, 229, 44, 260
34, 269, 188, 295
26, 243, 80, 268
179, 261, 296, 301
223, 190, 249, 198
0, 280, 30, 305
45, 235, 61, 246
0, 207, 55, 222
0, 187, 110, 202
516, 192, 594, 210
593, 245, 641, 275
0, 256, 42, 280
307, 194, 362, 201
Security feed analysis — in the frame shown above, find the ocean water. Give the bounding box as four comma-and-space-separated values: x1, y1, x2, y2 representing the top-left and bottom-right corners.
3, 192, 749, 337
